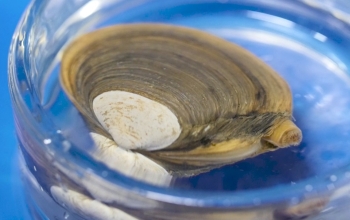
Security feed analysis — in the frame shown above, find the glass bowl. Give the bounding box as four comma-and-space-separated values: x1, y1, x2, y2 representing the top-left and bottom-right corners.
8, 0, 350, 219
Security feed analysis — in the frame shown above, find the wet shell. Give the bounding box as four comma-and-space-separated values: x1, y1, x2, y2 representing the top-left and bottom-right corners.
60, 24, 302, 176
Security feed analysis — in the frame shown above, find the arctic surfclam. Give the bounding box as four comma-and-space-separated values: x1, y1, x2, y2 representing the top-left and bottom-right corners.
60, 23, 302, 177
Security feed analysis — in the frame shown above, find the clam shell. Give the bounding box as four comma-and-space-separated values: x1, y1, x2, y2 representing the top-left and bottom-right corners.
60, 24, 302, 175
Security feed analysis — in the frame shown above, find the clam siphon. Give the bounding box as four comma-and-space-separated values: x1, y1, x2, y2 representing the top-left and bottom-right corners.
60, 23, 302, 178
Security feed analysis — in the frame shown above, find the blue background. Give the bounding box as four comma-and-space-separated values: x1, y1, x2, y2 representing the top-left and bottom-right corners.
1, 0, 31, 219
2, 1, 350, 219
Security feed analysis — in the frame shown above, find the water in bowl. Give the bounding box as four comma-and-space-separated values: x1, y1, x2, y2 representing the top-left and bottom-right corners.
39, 0, 350, 193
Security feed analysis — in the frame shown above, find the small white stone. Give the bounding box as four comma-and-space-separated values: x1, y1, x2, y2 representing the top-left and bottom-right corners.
51, 186, 137, 220
43, 139, 52, 144
93, 91, 181, 151
52, 148, 160, 208
90, 132, 172, 186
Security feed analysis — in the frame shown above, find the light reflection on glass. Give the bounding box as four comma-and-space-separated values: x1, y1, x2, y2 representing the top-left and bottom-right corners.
246, 11, 295, 28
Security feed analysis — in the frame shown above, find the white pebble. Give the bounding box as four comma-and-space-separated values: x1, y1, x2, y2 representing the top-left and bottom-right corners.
93, 91, 181, 151
51, 186, 137, 220
43, 139, 52, 144
90, 132, 172, 186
